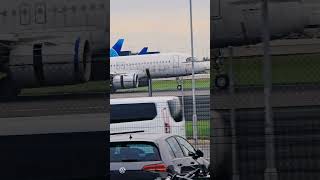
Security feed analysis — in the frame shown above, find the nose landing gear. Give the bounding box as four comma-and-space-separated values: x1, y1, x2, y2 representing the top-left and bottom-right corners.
212, 50, 230, 90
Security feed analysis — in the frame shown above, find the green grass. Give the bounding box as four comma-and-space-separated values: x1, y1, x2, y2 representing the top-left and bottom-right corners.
220, 54, 320, 86
126, 78, 210, 92
186, 120, 210, 139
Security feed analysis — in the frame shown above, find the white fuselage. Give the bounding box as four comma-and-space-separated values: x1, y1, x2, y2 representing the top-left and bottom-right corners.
110, 53, 209, 79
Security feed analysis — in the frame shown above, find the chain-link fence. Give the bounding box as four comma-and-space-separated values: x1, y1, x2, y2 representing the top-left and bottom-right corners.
211, 44, 320, 180
110, 67, 211, 160
0, 25, 108, 180
0, 46, 108, 179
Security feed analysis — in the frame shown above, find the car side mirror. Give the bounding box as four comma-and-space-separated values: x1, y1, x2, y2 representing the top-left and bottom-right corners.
196, 149, 204, 158
188, 151, 195, 157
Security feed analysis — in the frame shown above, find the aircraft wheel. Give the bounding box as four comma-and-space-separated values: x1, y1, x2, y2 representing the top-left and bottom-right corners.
177, 84, 182, 91
214, 74, 229, 89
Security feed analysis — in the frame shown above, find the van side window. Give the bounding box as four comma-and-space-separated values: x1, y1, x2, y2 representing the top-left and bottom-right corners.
111, 103, 157, 123
166, 137, 184, 158
168, 99, 183, 122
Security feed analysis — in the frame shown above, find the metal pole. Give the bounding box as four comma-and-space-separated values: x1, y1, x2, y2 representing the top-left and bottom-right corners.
180, 77, 186, 123
189, 0, 198, 145
228, 47, 239, 180
146, 69, 152, 97
148, 78, 152, 97
261, 0, 277, 180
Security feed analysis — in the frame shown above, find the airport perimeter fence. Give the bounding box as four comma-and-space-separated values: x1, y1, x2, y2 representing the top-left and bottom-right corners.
211, 47, 320, 180
0, 50, 108, 179
164, 75, 211, 161
111, 74, 210, 159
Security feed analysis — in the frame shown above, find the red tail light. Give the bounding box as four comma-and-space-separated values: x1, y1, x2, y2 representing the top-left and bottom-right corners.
142, 163, 167, 172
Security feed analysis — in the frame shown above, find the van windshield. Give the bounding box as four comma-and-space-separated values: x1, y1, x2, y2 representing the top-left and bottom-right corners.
111, 103, 157, 123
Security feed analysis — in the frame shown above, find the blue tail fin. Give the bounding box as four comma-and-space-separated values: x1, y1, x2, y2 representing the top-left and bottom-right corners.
138, 47, 148, 55
112, 39, 124, 54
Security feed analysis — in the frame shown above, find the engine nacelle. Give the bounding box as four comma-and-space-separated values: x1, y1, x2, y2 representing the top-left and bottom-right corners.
8, 37, 92, 88
112, 74, 139, 90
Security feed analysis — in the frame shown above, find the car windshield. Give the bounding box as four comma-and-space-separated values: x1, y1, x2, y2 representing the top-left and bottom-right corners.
110, 142, 161, 162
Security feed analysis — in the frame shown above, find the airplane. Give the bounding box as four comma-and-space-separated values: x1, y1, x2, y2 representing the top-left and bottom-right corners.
211, 0, 320, 88
0, 0, 317, 98
0, 0, 108, 99
110, 53, 209, 92
211, 0, 309, 48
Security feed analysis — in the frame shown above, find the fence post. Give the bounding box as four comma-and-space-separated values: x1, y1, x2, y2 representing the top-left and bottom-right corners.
228, 47, 240, 180
261, 0, 278, 180
146, 69, 152, 97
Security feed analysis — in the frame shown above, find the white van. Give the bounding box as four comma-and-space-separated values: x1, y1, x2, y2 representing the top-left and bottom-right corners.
110, 96, 186, 138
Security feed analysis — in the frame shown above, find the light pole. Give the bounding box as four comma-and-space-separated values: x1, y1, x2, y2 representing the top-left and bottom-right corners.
188, 0, 198, 146
261, 0, 277, 180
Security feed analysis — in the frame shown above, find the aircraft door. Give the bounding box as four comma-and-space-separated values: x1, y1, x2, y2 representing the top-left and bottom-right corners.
172, 55, 180, 76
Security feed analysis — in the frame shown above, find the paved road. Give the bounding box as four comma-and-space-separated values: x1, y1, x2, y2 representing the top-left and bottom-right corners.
111, 89, 210, 99
0, 93, 109, 135
0, 113, 107, 136
1, 85, 319, 161
2, 84, 319, 121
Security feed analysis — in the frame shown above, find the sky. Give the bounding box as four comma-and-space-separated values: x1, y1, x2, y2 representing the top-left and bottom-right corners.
110, 0, 210, 58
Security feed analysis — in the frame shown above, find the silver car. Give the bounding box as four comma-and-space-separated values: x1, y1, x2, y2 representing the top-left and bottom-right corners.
110, 132, 209, 180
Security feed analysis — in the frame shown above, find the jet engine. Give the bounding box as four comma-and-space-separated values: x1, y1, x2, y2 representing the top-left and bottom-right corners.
8, 38, 91, 88
112, 73, 139, 90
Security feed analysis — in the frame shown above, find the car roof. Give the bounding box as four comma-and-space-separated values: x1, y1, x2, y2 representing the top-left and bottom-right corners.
111, 96, 178, 104
110, 132, 174, 142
